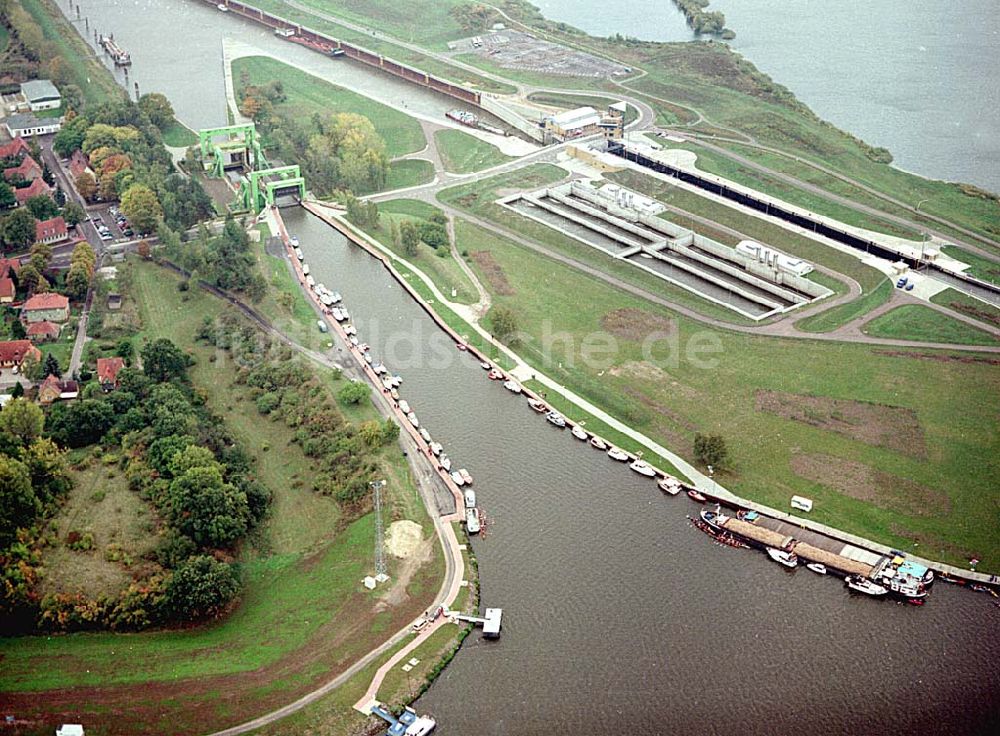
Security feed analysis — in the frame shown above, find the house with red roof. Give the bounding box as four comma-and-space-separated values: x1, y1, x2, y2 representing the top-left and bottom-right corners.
69, 149, 93, 180
0, 339, 41, 370
0, 259, 22, 278
97, 356, 125, 390
38, 374, 79, 404
13, 178, 52, 205
0, 138, 31, 160
35, 216, 68, 245
22, 292, 70, 323
3, 155, 42, 184
26, 320, 60, 342
0, 277, 14, 305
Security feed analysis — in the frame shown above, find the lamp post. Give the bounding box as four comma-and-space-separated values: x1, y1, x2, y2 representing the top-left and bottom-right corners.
707, 464, 716, 495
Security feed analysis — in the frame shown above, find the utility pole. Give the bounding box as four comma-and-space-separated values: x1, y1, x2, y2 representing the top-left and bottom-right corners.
371, 480, 389, 583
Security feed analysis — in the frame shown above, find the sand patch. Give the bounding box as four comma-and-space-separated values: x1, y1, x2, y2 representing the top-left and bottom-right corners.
386, 519, 424, 558
470, 251, 515, 295
601, 308, 675, 342
790, 453, 950, 517
755, 389, 926, 459
381, 523, 433, 609
610, 360, 667, 382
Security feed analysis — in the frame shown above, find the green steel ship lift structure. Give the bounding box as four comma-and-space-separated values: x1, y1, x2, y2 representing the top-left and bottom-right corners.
198, 123, 306, 213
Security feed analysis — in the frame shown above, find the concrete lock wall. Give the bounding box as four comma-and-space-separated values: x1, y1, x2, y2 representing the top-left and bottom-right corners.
480, 96, 546, 142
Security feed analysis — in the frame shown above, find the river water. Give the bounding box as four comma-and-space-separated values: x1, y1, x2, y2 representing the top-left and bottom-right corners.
537, 0, 1000, 192
285, 208, 1000, 735
55, 1, 1000, 732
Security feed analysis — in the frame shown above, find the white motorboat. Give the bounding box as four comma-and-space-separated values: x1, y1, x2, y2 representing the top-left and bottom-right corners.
450, 470, 465, 486
329, 291, 342, 304
465, 507, 480, 534
439, 454, 452, 471
305, 275, 315, 288
846, 575, 889, 596
390, 388, 399, 401
487, 368, 503, 380
607, 447, 629, 462
658, 477, 681, 495
320, 293, 335, 307
528, 398, 547, 412
349, 335, 359, 347
806, 563, 827, 575
290, 235, 300, 248
372, 362, 387, 375
331, 307, 344, 321
302, 263, 310, 276
363, 352, 373, 364
382, 377, 394, 391
629, 460, 656, 477
459, 468, 473, 485
344, 324, 357, 336
464, 489, 476, 509
293, 247, 303, 260
407, 412, 419, 428
766, 548, 798, 568
571, 425, 588, 441
480, 361, 491, 370
390, 375, 402, 387
503, 380, 522, 394
336, 309, 349, 322
398, 400, 411, 414
590, 436, 608, 450
429, 441, 443, 456
545, 411, 566, 428
418, 427, 431, 443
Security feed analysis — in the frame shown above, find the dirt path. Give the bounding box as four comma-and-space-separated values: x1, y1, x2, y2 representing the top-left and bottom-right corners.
447, 214, 491, 319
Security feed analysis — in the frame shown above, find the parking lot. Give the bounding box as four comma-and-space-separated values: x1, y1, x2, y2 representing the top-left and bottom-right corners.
88, 203, 137, 243
448, 31, 631, 78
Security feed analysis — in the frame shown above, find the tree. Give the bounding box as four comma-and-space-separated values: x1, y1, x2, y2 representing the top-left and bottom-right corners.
70, 241, 96, 275
488, 305, 519, 344
26, 196, 58, 221
400, 220, 420, 258
138, 93, 175, 130
75, 171, 97, 201
693, 433, 729, 469
116, 339, 135, 364
16, 263, 41, 294
1, 209, 37, 251
141, 338, 189, 382
61, 201, 85, 227
165, 556, 241, 620
10, 320, 25, 340
65, 265, 91, 301
20, 437, 71, 505
337, 380, 369, 405
53, 114, 90, 157
0, 181, 15, 209
167, 465, 249, 547
120, 184, 162, 234
10, 382, 23, 399
45, 400, 115, 448
0, 455, 38, 545
136, 239, 152, 259
0, 399, 45, 445
43, 352, 61, 378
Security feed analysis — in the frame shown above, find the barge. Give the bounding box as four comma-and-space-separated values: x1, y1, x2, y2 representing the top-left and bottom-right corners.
99, 34, 131, 66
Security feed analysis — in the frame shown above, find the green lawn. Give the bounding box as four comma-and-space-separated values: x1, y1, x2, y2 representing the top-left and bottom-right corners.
862, 304, 1000, 346
386, 158, 436, 190
929, 288, 1000, 329
232, 56, 426, 158
796, 280, 893, 333
161, 119, 198, 148
942, 245, 1000, 285
434, 129, 513, 174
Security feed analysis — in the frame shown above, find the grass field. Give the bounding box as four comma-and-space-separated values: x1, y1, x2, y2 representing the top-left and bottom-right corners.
942, 245, 1000, 285
929, 288, 1000, 329
0, 259, 450, 735
161, 119, 197, 148
232, 56, 426, 158
438, 210, 1000, 569
796, 280, 893, 333
862, 304, 1000, 347
434, 129, 513, 174
387, 159, 436, 190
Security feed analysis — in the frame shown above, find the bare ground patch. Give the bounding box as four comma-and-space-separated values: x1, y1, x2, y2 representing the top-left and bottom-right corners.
470, 250, 514, 295
755, 389, 927, 459
873, 350, 1000, 366
601, 307, 675, 342
790, 453, 950, 516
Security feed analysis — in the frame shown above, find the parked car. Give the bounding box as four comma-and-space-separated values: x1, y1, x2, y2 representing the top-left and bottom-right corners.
896, 277, 908, 288
905, 282, 915, 291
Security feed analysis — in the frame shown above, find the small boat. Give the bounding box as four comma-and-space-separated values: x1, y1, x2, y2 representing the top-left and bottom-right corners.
331, 307, 344, 321
845, 575, 889, 596
294, 247, 304, 260
571, 425, 588, 441
687, 489, 707, 502
349, 335, 359, 347
590, 436, 608, 450
908, 598, 925, 606
606, 447, 629, 462
464, 489, 476, 509
344, 324, 357, 336
629, 460, 656, 477
390, 375, 402, 387
290, 235, 300, 248
382, 377, 394, 391
480, 361, 491, 370
528, 398, 547, 412
439, 454, 452, 471
407, 412, 419, 428
450, 470, 465, 486
302, 263, 310, 276
390, 388, 399, 401
545, 411, 566, 428
398, 400, 411, 414
329, 291, 342, 304
487, 368, 503, 380
358, 343, 370, 353
337, 309, 350, 322
459, 468, 473, 485
456, 343, 468, 351
305, 275, 315, 288
766, 548, 798, 568
806, 563, 827, 575
363, 352, 373, 364
372, 362, 386, 375
429, 442, 443, 456
320, 293, 335, 307
466, 507, 480, 534
658, 477, 681, 495
503, 380, 522, 394
419, 427, 431, 443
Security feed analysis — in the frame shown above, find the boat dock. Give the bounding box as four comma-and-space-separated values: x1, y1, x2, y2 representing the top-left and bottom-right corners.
452, 608, 502, 638
369, 703, 436, 736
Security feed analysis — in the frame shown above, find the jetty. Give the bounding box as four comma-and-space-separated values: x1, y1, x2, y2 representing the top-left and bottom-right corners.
452, 608, 502, 639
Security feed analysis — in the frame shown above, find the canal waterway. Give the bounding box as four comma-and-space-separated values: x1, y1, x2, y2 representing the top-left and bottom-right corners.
536, 0, 1000, 192
285, 207, 1000, 735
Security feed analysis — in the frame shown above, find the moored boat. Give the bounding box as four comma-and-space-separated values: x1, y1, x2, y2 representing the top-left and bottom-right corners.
528, 398, 547, 412
488, 368, 504, 380
398, 400, 411, 414
302, 263, 310, 276
459, 468, 473, 485
845, 574, 889, 597
480, 361, 491, 370
456, 343, 468, 351
571, 425, 588, 441
687, 489, 707, 502
407, 412, 419, 428
590, 436, 608, 450
503, 380, 522, 394
806, 563, 827, 575
439, 454, 452, 471
464, 489, 476, 509
767, 548, 798, 568
390, 388, 400, 401
466, 507, 480, 534
391, 375, 402, 387
343, 324, 357, 336
429, 442, 443, 456
450, 470, 465, 486
294, 247, 304, 260
349, 335, 359, 347
331, 307, 344, 321
545, 411, 566, 428
418, 427, 431, 443
290, 235, 300, 248
658, 477, 681, 495
606, 447, 629, 462
629, 460, 656, 477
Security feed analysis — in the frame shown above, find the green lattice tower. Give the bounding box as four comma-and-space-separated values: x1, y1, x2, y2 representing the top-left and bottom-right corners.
235, 165, 306, 213
198, 124, 266, 177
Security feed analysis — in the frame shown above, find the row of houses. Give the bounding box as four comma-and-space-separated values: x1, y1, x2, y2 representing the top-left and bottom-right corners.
1, 136, 56, 206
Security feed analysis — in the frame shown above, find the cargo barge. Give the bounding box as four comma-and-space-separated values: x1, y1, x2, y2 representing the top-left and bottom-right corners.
99, 34, 131, 66
446, 109, 506, 136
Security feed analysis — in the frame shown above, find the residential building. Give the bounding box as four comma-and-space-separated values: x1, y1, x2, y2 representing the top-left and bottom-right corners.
13, 178, 52, 205
69, 149, 93, 180
4, 113, 62, 139
19, 80, 62, 112
0, 137, 31, 159
0, 277, 14, 304
22, 292, 70, 323
0, 258, 22, 278
38, 374, 79, 404
35, 216, 68, 245
3, 155, 43, 183
0, 339, 41, 369
97, 356, 125, 389
26, 320, 60, 342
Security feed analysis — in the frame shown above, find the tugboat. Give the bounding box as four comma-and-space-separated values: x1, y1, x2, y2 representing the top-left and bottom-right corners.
845, 574, 889, 597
